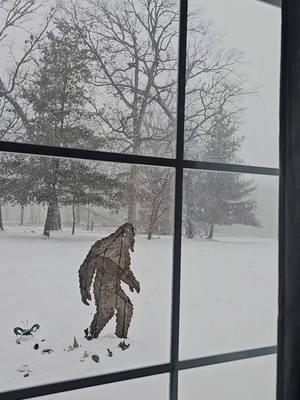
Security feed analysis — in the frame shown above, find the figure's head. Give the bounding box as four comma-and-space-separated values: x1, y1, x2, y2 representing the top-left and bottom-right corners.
121, 223, 135, 251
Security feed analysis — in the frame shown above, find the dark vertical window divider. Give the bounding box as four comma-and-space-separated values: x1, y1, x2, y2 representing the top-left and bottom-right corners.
170, 0, 187, 398
277, 0, 300, 399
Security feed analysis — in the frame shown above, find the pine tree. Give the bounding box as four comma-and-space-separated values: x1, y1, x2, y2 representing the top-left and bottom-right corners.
184, 119, 260, 239
0, 154, 37, 230
22, 20, 99, 236
60, 160, 124, 235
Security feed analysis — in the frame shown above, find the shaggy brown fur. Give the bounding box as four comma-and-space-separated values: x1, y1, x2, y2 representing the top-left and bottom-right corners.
79, 223, 140, 339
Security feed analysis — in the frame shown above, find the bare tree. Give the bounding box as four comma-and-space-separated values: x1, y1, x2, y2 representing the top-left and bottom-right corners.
62, 0, 178, 227
0, 98, 22, 139
61, 0, 248, 229
0, 0, 55, 138
139, 167, 173, 239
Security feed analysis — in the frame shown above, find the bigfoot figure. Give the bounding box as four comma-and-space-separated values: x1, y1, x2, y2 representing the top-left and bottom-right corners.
79, 223, 140, 339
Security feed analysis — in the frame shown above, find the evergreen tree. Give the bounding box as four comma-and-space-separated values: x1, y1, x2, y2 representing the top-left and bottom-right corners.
0, 154, 37, 230
22, 20, 99, 236
60, 161, 124, 235
184, 119, 260, 239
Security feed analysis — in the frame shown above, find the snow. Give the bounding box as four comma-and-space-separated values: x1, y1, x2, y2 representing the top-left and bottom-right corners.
0, 228, 277, 398
180, 237, 278, 358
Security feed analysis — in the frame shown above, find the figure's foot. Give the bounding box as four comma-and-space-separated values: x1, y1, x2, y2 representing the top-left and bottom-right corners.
84, 328, 93, 341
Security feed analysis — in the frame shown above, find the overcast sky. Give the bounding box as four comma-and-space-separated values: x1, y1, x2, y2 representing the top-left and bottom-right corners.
190, 0, 281, 167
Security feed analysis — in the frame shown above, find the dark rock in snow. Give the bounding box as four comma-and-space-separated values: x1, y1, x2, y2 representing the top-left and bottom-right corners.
83, 350, 89, 358
91, 354, 100, 363
34, 343, 39, 350
107, 348, 113, 357
42, 348, 53, 354
73, 336, 79, 348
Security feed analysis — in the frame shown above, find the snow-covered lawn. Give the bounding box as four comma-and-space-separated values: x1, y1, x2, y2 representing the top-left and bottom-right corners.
180, 236, 278, 358
0, 228, 277, 398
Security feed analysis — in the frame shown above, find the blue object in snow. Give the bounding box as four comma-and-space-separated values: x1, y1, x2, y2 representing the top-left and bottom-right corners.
14, 324, 40, 336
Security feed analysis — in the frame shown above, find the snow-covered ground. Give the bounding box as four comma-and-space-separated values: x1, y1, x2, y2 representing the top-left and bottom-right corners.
0, 228, 277, 398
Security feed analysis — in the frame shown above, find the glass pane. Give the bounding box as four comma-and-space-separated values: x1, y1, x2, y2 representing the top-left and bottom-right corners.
0, 0, 178, 157
179, 355, 276, 400
0, 153, 173, 392
180, 170, 278, 359
185, 0, 280, 167
31, 374, 169, 400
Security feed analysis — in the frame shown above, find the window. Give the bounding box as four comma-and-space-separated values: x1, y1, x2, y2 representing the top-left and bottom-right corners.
0, 0, 280, 399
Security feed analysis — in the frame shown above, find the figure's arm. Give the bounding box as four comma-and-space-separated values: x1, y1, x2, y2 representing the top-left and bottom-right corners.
78, 255, 96, 305
120, 268, 140, 293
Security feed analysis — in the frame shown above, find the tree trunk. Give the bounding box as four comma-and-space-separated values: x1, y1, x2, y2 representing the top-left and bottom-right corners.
43, 192, 61, 237
0, 205, 4, 231
147, 220, 153, 240
20, 204, 24, 226
207, 224, 215, 239
90, 219, 94, 231
72, 202, 76, 235
127, 164, 137, 228
30, 205, 34, 225
87, 205, 90, 230
184, 171, 195, 238
185, 219, 195, 239
52, 196, 61, 230
204, 223, 209, 237
76, 204, 81, 225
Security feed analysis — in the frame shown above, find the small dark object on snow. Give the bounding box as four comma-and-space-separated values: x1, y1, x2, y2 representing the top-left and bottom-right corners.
34, 343, 39, 350
107, 348, 113, 357
24, 373, 29, 378
118, 341, 130, 351
73, 336, 79, 348
91, 354, 100, 363
83, 350, 89, 358
41, 339, 46, 342
42, 348, 53, 354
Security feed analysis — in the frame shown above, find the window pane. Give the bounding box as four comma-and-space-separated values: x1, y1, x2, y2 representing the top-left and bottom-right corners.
0, 0, 178, 157
180, 170, 278, 359
184, 0, 280, 167
179, 355, 276, 400
0, 153, 173, 392
31, 374, 169, 400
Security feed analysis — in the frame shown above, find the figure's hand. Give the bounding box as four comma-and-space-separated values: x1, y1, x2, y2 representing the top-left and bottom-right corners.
129, 281, 140, 294
81, 291, 91, 305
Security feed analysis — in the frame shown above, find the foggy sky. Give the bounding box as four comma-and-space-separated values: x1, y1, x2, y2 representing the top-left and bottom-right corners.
0, 0, 281, 167
190, 0, 280, 167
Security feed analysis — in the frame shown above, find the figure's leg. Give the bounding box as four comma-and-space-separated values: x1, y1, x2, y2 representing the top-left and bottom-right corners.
89, 268, 115, 338
115, 289, 133, 338
90, 307, 115, 338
